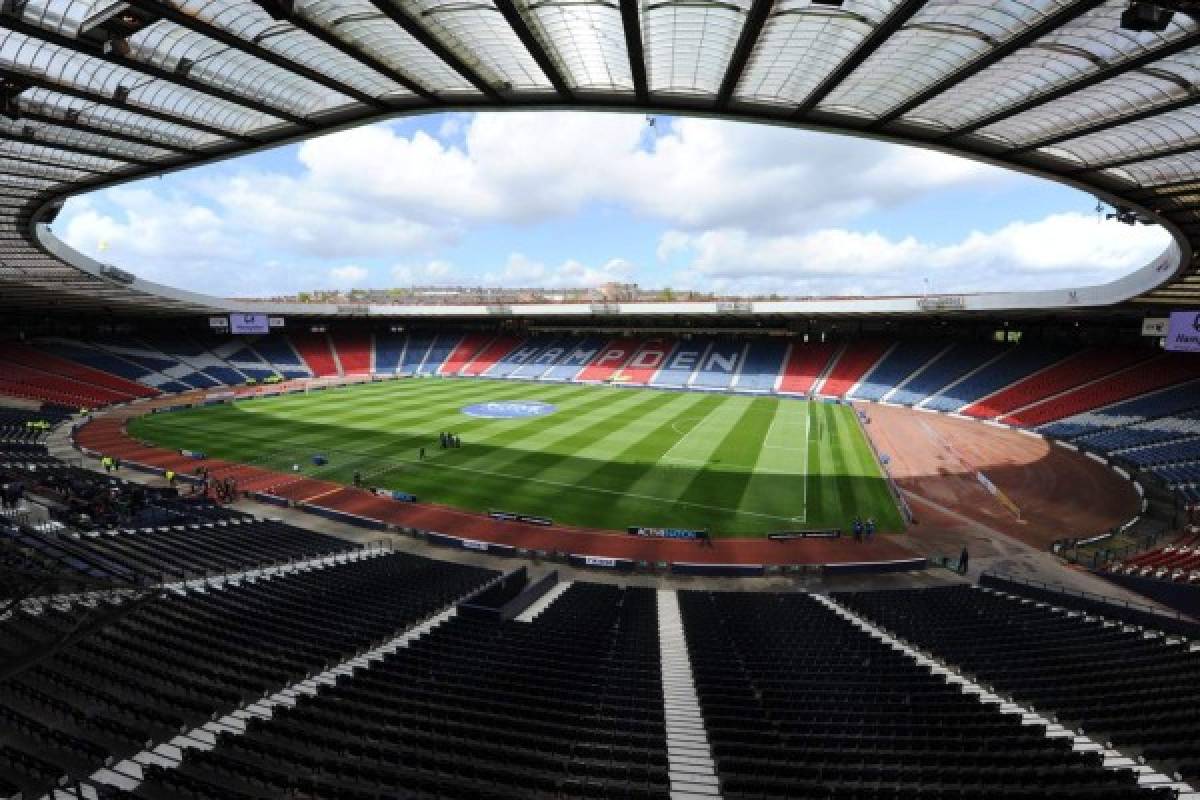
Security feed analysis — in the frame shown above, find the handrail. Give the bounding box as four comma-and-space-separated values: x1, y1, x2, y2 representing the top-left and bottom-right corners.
980, 569, 1189, 623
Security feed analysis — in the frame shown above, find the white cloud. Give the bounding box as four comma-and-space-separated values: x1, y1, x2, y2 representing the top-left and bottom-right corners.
285, 113, 1005, 233
54, 111, 1161, 297
481, 253, 636, 288
391, 259, 458, 284
663, 213, 1172, 296
328, 265, 368, 286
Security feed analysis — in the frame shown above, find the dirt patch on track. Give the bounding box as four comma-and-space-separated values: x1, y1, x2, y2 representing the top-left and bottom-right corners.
860, 403, 1139, 551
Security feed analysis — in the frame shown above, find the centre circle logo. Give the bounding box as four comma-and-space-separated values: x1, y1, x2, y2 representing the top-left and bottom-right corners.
462, 401, 557, 419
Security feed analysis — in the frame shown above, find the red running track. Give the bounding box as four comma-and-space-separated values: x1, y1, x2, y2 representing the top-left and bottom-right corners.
76, 402, 915, 567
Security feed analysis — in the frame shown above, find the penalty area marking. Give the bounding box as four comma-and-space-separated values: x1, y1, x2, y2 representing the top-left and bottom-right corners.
660, 413, 721, 466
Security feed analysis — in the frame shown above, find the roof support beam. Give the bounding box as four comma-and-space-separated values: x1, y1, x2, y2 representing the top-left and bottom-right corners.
0, 130, 161, 167
0, 180, 53, 192
717, 0, 772, 108
1009, 93, 1200, 155
872, 0, 1109, 129
0, 161, 100, 180
619, 0, 648, 102
0, 149, 115, 174
2, 16, 313, 127
794, 0, 928, 116
493, 0, 572, 97
1073, 140, 1200, 174
946, 31, 1200, 140
360, 0, 500, 100
124, 0, 387, 109
2, 70, 256, 144
1129, 179, 1200, 199
264, 4, 437, 101
15, 108, 196, 156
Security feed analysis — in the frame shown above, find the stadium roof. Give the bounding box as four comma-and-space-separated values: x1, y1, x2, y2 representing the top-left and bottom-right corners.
3, 0, 1200, 316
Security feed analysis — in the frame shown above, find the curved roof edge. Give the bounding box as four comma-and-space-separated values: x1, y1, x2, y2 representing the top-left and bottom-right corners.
6, 0, 1200, 315
35, 217, 1186, 319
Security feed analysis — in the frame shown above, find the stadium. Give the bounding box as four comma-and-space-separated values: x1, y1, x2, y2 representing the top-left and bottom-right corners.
4, 0, 1200, 798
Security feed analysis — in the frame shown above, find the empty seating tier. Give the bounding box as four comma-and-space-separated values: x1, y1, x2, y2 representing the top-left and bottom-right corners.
289, 332, 340, 378
966, 348, 1149, 420
778, 342, 837, 394
835, 585, 1200, 787
1002, 353, 1200, 427
820, 341, 891, 398
679, 590, 1159, 800
0, 552, 496, 799
132, 583, 667, 800
329, 331, 372, 375
2, 517, 359, 583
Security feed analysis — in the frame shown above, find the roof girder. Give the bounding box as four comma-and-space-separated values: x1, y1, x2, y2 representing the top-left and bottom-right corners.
947, 31, 1200, 141
873, 0, 1111, 129
0, 68, 256, 143
717, 0, 773, 108
257, 1, 439, 101
492, 0, 572, 97
1010, 93, 1200, 155
359, 0, 501, 99
1, 14, 312, 127
794, 0, 929, 116
122, 0, 388, 108
14, 106, 198, 155
619, 0, 648, 102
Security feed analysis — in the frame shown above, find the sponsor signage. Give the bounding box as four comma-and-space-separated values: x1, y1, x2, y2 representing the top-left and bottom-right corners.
1165, 311, 1200, 352
209, 316, 229, 330
917, 295, 967, 311
767, 529, 841, 540
627, 526, 707, 540
486, 509, 552, 525
229, 313, 269, 334
460, 539, 489, 551
1142, 317, 1169, 337
463, 401, 557, 419
584, 556, 618, 567
268, 316, 285, 328
390, 491, 417, 503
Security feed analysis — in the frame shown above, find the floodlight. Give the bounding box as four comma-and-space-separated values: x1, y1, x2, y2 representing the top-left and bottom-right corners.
1119, 1, 1173, 30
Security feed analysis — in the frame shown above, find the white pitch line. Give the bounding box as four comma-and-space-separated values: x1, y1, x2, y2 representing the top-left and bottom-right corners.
661, 412, 719, 465
802, 401, 810, 521
373, 457, 797, 522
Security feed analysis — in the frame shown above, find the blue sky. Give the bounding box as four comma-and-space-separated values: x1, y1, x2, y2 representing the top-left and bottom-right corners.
53, 110, 1171, 298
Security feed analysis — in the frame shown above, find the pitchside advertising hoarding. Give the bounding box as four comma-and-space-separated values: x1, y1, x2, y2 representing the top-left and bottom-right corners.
1165, 312, 1200, 352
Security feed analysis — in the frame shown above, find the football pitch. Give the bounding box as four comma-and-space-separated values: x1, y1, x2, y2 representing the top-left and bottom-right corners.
128, 378, 905, 537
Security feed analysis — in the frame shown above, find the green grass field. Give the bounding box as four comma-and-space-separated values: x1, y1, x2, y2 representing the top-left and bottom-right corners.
128, 378, 904, 537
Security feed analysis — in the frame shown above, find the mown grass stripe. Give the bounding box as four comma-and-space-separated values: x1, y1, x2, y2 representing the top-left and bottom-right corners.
126, 378, 903, 535
365, 391, 697, 516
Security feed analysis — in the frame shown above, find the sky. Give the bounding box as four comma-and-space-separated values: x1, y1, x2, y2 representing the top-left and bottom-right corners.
52, 110, 1172, 299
